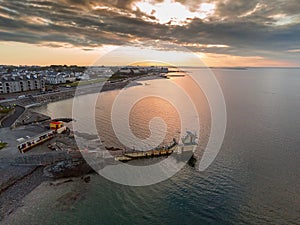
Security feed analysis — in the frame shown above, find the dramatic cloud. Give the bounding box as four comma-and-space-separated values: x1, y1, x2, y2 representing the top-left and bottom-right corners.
0, 0, 300, 65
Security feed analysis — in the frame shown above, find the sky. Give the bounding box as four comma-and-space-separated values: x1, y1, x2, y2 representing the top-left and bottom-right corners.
0, 0, 300, 67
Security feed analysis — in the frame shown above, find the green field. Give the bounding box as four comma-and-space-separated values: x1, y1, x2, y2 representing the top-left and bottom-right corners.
68, 78, 107, 87
0, 142, 7, 150
0, 106, 13, 114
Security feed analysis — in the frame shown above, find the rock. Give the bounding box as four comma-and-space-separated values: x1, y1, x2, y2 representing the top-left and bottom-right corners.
188, 154, 197, 167
83, 176, 90, 183
54, 191, 82, 211
49, 179, 74, 186
43, 159, 93, 179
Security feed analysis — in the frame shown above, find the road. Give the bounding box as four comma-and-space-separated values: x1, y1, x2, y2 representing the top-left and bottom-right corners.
0, 76, 150, 128
1, 106, 25, 128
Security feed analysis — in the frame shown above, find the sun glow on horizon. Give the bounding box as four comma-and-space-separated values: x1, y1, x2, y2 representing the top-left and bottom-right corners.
0, 41, 294, 67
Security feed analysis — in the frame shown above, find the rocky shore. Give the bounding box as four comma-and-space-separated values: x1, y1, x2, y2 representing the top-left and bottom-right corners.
0, 154, 94, 222
0, 165, 46, 221
0, 125, 95, 222
1, 174, 94, 224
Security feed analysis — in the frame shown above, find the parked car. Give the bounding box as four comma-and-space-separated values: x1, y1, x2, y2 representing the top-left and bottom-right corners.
17, 95, 26, 99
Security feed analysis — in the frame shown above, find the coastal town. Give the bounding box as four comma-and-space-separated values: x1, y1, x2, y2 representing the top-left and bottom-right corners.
0, 64, 176, 220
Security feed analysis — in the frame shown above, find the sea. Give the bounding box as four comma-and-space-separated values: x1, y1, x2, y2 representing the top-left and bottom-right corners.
11, 68, 300, 224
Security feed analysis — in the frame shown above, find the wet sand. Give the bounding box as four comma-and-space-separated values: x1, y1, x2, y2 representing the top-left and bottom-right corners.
1, 175, 93, 224
0, 166, 47, 221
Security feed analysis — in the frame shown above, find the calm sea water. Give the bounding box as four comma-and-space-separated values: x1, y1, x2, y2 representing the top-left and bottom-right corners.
23, 68, 300, 224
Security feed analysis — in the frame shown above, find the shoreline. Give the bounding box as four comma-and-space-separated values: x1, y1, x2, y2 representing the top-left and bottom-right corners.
1, 74, 163, 128
28, 74, 162, 108
0, 165, 47, 221
0, 74, 163, 222
1, 174, 95, 224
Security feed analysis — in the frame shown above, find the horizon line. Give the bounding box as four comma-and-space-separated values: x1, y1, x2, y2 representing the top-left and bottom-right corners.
1, 64, 300, 69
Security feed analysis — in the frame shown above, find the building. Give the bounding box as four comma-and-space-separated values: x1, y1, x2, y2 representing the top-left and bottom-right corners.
148, 66, 169, 73
119, 67, 142, 75
46, 73, 66, 84
50, 121, 64, 130
65, 75, 76, 83
117, 66, 168, 76
0, 75, 45, 94
119, 67, 132, 74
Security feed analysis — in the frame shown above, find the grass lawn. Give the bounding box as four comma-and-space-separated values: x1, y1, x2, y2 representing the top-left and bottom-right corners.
69, 78, 107, 87
0, 107, 13, 114
0, 142, 7, 150
0, 106, 14, 122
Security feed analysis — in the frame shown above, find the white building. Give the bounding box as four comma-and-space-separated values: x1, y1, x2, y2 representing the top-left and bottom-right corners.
0, 75, 45, 94
46, 74, 66, 84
